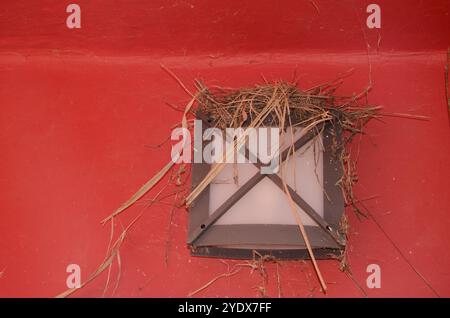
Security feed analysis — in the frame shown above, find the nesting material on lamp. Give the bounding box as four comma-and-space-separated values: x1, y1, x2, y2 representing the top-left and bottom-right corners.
187, 81, 381, 263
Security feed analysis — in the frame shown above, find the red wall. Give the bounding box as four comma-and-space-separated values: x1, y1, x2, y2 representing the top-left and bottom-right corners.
0, 1, 449, 297
1, 0, 448, 54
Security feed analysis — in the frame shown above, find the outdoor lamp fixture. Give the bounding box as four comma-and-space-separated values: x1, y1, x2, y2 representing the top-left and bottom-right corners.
187, 117, 346, 260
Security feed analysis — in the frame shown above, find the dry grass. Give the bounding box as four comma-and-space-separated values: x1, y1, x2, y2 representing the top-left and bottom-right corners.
59, 66, 431, 297
190, 79, 381, 219
188, 252, 279, 297
185, 79, 382, 293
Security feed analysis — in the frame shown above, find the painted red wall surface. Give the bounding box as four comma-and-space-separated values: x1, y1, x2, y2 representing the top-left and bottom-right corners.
0, 1, 449, 297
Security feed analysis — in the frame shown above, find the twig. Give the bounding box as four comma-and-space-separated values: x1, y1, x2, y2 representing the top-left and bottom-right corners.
379, 112, 430, 121
276, 263, 283, 298
368, 211, 440, 297
160, 64, 194, 98
281, 163, 327, 293
164, 193, 179, 267
101, 95, 196, 224
188, 267, 242, 297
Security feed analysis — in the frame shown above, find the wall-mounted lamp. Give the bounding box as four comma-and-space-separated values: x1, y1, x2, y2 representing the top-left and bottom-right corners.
188, 120, 346, 260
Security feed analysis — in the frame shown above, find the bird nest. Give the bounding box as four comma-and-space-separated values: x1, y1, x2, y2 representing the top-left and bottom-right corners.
189, 79, 381, 217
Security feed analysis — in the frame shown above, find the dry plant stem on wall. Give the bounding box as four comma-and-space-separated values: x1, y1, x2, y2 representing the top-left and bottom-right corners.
59, 65, 431, 297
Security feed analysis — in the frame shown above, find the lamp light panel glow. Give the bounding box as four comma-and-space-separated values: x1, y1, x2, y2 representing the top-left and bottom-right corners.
209, 129, 323, 227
